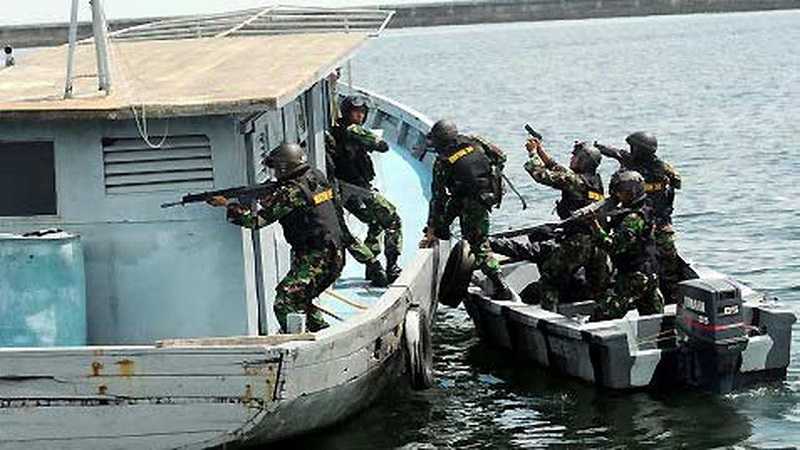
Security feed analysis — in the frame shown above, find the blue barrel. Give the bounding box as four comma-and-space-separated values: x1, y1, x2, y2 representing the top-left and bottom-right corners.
0, 232, 87, 347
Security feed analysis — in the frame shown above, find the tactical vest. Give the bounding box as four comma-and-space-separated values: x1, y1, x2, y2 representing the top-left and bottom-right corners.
279, 168, 343, 251
329, 121, 376, 189
442, 136, 497, 207
631, 158, 675, 225
608, 204, 658, 275
556, 172, 604, 220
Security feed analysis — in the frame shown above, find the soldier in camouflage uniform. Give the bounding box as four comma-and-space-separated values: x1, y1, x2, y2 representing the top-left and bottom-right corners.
327, 95, 403, 284
591, 170, 664, 320
421, 119, 512, 300
207, 143, 345, 332
517, 138, 610, 310
596, 132, 684, 303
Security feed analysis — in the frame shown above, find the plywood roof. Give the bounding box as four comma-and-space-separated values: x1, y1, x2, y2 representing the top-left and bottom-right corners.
0, 33, 367, 120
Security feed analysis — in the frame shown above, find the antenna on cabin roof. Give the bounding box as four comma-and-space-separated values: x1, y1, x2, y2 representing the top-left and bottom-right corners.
65, 0, 113, 98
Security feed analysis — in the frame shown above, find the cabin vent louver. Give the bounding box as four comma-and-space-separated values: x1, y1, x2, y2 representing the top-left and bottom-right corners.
102, 135, 214, 194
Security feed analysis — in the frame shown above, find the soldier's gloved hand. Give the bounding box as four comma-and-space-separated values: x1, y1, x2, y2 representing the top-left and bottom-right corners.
226, 202, 248, 216
206, 195, 228, 207
376, 140, 389, 153
419, 226, 438, 248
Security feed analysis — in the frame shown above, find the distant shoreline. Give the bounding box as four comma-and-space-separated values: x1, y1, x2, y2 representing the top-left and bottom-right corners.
1, 0, 798, 48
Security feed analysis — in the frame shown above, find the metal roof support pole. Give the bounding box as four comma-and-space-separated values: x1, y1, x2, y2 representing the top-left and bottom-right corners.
91, 0, 113, 93
63, 0, 80, 98
345, 18, 353, 90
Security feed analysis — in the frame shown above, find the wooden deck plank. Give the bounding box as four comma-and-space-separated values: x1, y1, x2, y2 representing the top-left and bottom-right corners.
156, 333, 315, 348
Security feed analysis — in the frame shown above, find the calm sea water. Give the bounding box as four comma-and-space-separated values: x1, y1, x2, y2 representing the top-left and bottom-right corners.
290, 10, 800, 449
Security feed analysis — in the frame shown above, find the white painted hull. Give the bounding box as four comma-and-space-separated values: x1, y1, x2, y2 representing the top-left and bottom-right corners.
0, 243, 445, 449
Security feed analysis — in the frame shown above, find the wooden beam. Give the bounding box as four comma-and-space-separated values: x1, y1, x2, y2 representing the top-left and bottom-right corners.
156, 333, 315, 348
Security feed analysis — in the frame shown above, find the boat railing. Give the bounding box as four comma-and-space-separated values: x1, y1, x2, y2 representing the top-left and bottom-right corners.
86, 5, 395, 44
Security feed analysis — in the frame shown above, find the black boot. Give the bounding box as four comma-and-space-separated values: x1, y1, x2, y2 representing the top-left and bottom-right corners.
487, 271, 513, 301
365, 261, 389, 287
386, 253, 401, 283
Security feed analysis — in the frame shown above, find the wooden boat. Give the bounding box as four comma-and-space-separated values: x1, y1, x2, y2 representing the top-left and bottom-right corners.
0, 5, 446, 449
449, 239, 795, 394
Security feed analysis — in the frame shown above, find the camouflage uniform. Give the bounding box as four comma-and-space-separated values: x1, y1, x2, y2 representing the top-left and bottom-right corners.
429, 135, 506, 277
593, 207, 664, 320
612, 151, 683, 303
522, 152, 610, 310
327, 120, 402, 273
227, 170, 345, 332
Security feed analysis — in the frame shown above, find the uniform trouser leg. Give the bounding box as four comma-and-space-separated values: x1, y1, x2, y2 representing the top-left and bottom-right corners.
275, 246, 345, 332
345, 190, 403, 266
585, 247, 611, 300
345, 237, 376, 265
490, 237, 542, 262
655, 225, 681, 304
520, 279, 560, 310
595, 271, 664, 321
459, 204, 501, 277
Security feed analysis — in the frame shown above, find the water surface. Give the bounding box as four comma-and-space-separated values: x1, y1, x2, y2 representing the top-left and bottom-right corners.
308, 10, 800, 448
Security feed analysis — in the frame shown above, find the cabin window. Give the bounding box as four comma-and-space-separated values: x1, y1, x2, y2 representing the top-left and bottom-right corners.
102, 135, 213, 194
0, 141, 57, 216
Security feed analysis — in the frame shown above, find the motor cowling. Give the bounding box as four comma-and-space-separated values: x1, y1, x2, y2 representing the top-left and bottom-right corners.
677, 278, 748, 393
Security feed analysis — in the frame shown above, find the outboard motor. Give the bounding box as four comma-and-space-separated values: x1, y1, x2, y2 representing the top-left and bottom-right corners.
676, 278, 748, 393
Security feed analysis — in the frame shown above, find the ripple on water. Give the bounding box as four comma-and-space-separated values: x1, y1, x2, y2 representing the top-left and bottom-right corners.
291, 10, 800, 449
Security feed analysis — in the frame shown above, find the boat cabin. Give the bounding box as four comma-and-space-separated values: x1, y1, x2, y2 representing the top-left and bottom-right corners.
0, 9, 392, 344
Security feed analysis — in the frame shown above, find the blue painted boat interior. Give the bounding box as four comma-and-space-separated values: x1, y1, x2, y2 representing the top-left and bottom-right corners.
317, 139, 432, 326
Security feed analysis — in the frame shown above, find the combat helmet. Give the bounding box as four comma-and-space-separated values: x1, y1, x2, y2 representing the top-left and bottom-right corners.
570, 141, 602, 173
427, 119, 459, 150
340, 95, 370, 122
264, 143, 308, 180
625, 131, 658, 159
609, 170, 646, 205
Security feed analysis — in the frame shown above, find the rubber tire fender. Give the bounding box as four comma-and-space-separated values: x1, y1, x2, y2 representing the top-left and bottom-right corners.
404, 306, 434, 390
438, 239, 475, 308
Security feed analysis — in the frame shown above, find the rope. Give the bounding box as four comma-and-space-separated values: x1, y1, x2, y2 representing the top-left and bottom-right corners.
102, 2, 170, 150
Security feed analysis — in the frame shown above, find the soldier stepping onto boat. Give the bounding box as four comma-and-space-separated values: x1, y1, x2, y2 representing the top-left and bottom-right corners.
326, 95, 403, 287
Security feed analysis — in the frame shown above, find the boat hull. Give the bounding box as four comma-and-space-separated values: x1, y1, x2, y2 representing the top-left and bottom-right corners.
0, 88, 443, 449
464, 264, 795, 393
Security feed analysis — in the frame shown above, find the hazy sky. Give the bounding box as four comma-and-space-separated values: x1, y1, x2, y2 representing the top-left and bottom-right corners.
1, 0, 433, 25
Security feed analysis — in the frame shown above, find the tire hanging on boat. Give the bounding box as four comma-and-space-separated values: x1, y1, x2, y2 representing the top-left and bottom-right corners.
404, 306, 434, 390
438, 239, 475, 308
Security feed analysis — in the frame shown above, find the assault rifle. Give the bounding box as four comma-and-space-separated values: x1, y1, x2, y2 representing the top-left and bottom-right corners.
161, 181, 279, 208
491, 197, 620, 241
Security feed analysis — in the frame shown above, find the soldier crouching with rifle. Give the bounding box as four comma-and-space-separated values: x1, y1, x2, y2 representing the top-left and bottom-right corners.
595, 132, 685, 303
205, 143, 345, 333
510, 135, 610, 309
590, 171, 664, 320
